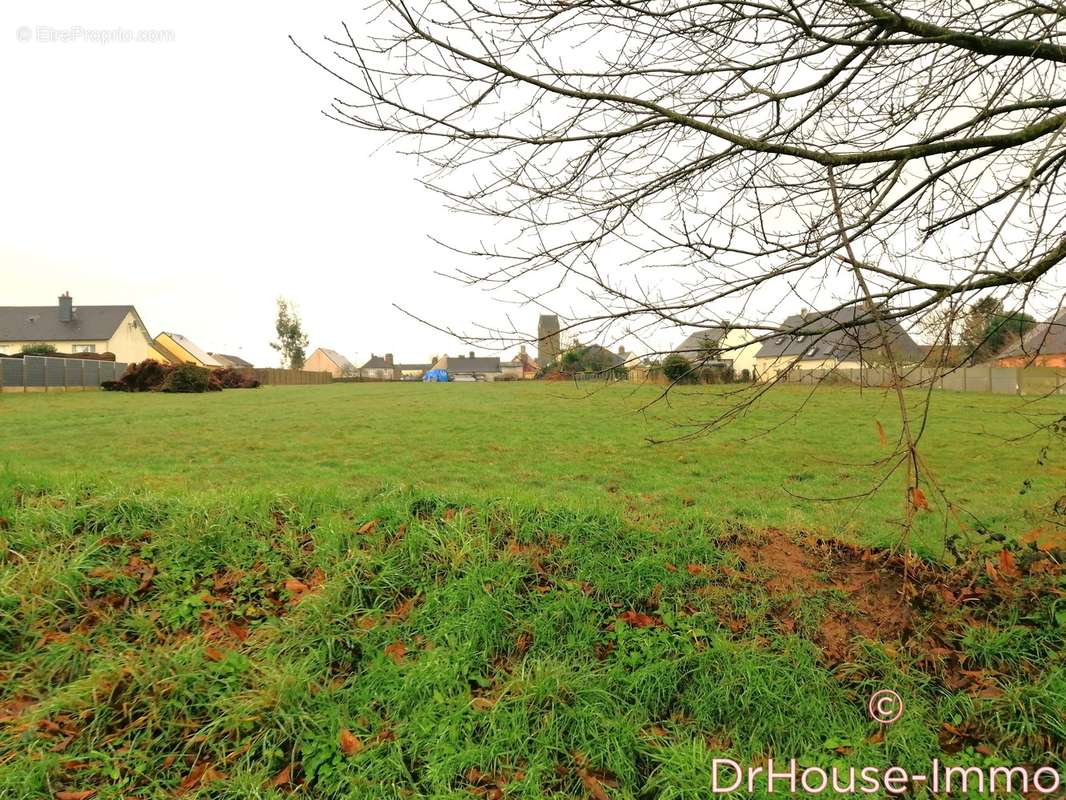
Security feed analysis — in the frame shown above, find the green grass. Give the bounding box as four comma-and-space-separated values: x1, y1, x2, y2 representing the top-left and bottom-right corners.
1, 382, 1065, 552
0, 384, 1063, 797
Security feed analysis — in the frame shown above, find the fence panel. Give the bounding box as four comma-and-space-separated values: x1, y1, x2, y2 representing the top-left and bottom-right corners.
250, 368, 331, 386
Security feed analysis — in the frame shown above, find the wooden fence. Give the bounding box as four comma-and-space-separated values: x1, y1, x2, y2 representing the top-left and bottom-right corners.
245, 368, 332, 386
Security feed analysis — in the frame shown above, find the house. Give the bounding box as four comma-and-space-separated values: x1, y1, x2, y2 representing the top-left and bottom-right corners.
673, 325, 761, 377
991, 309, 1066, 367
537, 314, 561, 368
306, 347, 354, 377
431, 352, 503, 381
500, 345, 539, 379
753, 307, 921, 382
0, 293, 159, 364
152, 332, 223, 367
209, 353, 254, 369
394, 361, 433, 381
359, 353, 396, 380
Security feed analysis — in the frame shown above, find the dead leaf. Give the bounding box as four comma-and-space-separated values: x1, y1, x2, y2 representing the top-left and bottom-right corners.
997, 549, 1019, 578
617, 610, 661, 628
384, 641, 407, 664
267, 764, 294, 788
910, 486, 930, 511
339, 729, 364, 756
577, 767, 611, 800
55, 792, 95, 800
283, 578, 309, 595
203, 646, 225, 663
471, 697, 496, 711
875, 420, 887, 447
357, 519, 378, 534
178, 763, 225, 794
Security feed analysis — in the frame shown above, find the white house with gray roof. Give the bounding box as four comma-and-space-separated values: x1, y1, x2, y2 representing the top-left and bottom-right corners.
0, 293, 159, 364
753, 306, 921, 381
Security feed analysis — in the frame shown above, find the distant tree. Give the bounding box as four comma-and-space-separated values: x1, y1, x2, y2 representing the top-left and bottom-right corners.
269, 297, 310, 369
20, 343, 57, 355
961, 299, 1037, 363
662, 353, 692, 384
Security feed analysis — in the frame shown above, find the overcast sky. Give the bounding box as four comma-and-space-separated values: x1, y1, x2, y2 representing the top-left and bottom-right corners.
2, 3, 581, 367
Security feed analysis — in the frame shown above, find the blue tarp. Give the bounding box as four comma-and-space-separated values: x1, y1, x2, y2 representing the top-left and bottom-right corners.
422, 369, 449, 382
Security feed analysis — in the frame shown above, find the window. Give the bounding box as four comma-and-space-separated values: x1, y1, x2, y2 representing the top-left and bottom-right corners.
72, 344, 96, 353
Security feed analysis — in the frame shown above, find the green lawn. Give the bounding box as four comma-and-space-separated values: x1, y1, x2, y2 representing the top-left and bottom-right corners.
2, 382, 1064, 553
0, 383, 1062, 798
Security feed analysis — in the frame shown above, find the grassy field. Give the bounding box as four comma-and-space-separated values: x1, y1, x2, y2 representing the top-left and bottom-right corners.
2, 381, 1066, 553
0, 383, 1063, 798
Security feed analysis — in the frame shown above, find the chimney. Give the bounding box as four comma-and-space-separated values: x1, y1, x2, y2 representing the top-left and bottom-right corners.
617, 345, 625, 355
58, 292, 73, 323
469, 351, 475, 359
384, 353, 394, 366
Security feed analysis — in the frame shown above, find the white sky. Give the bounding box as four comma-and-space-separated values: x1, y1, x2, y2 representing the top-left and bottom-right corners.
1, 3, 568, 367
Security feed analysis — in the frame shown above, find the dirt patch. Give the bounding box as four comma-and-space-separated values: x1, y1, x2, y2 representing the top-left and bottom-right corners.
733, 535, 912, 660
728, 531, 1061, 668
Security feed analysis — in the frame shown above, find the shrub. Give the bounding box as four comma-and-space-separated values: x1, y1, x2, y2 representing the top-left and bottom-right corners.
102, 359, 173, 392
662, 353, 692, 383
19, 344, 57, 355
162, 364, 216, 393
212, 368, 260, 389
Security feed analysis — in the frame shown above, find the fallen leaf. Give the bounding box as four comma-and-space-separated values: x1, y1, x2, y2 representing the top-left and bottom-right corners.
617, 610, 661, 628
55, 792, 94, 800
267, 764, 293, 788
997, 549, 1019, 578
203, 646, 225, 663
178, 763, 225, 794
577, 767, 611, 800
339, 729, 363, 756
910, 486, 930, 511
875, 420, 887, 447
357, 519, 378, 534
283, 578, 309, 595
471, 697, 496, 711
384, 641, 407, 664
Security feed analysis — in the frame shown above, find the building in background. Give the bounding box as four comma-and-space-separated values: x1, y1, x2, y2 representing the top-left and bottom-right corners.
306, 347, 355, 377
753, 307, 921, 381
501, 345, 539, 379
0, 293, 158, 363
537, 314, 561, 368
991, 309, 1066, 367
152, 332, 223, 367
209, 352, 254, 369
359, 353, 395, 380
431, 352, 503, 381
673, 325, 761, 377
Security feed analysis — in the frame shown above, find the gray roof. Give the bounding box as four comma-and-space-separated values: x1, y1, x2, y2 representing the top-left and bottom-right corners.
674, 327, 728, 356
581, 344, 628, 368
444, 356, 501, 373
0, 304, 133, 342
755, 307, 921, 362
361, 355, 392, 369
996, 309, 1066, 358
315, 348, 353, 370
209, 353, 254, 369
395, 363, 431, 371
